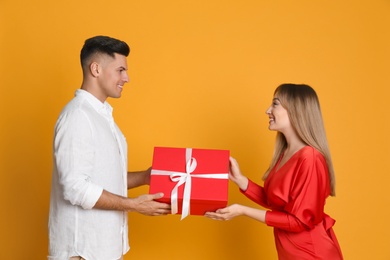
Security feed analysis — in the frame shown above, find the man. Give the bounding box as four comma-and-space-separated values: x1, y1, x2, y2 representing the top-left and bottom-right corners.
48, 35, 170, 260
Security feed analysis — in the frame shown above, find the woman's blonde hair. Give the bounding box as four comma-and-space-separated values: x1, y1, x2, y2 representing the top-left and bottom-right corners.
263, 84, 336, 196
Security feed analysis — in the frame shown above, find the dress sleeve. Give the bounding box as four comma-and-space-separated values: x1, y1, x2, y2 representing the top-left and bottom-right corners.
240, 179, 270, 209
54, 109, 103, 209
265, 150, 330, 232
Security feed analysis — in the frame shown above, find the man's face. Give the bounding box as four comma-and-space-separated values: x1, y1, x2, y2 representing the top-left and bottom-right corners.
95, 53, 129, 102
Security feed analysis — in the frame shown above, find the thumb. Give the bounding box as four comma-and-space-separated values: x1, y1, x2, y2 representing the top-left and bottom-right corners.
217, 206, 231, 214
151, 192, 164, 199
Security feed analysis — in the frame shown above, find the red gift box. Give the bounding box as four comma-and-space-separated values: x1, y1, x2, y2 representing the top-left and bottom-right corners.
149, 147, 230, 220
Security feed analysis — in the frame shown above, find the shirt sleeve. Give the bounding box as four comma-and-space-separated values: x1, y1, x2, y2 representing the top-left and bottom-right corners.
54, 109, 103, 209
240, 179, 270, 209
265, 151, 330, 232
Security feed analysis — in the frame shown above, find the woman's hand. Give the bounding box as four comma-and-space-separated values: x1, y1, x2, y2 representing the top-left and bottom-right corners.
204, 204, 244, 221
205, 204, 267, 223
229, 157, 249, 191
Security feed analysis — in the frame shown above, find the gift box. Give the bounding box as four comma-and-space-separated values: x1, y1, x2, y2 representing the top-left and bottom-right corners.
149, 147, 230, 220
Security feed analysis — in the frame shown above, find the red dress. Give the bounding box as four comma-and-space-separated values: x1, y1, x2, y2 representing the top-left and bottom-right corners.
242, 146, 343, 260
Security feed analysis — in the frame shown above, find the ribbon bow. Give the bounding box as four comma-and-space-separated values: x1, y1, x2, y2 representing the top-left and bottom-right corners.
170, 151, 197, 219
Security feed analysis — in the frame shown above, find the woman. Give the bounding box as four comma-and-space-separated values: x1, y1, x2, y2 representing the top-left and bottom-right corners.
205, 84, 343, 259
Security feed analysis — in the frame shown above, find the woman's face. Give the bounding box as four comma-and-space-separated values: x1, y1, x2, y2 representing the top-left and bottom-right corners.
265, 96, 291, 133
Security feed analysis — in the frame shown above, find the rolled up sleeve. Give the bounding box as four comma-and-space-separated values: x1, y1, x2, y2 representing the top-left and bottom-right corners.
54, 109, 103, 209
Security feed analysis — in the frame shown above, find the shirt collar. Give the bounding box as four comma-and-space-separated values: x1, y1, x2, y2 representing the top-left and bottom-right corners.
75, 89, 113, 116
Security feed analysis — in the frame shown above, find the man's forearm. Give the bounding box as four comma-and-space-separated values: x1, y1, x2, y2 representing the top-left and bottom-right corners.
93, 190, 134, 211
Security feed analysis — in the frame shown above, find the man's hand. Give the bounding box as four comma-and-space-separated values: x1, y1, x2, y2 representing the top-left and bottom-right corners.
130, 193, 171, 216
93, 190, 171, 216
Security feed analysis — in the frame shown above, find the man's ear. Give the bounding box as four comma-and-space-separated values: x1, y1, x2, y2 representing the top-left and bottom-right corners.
90, 62, 100, 77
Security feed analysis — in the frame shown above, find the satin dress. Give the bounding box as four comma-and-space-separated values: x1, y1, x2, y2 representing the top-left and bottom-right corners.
242, 146, 343, 260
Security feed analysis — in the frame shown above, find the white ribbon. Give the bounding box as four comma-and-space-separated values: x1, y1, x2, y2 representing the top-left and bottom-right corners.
151, 148, 228, 220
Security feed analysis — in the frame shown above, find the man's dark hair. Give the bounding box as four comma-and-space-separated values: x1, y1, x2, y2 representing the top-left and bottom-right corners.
80, 35, 130, 69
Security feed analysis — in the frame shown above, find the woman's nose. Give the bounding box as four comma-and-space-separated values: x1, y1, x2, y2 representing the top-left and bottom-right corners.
265, 106, 271, 115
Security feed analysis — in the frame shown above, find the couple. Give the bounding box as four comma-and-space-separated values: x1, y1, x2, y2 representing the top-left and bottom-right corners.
48, 35, 343, 260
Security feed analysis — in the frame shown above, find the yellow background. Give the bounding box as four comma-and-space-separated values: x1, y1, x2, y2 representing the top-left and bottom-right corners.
1, 0, 389, 259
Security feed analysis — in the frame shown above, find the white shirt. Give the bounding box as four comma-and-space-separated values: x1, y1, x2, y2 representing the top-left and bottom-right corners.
48, 89, 129, 260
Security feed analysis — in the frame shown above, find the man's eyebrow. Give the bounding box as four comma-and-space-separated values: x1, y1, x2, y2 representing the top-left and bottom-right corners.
273, 97, 280, 101
118, 66, 128, 70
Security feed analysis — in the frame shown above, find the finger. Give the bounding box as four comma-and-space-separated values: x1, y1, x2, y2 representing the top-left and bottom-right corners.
207, 215, 224, 221
229, 156, 237, 165
154, 211, 169, 216
205, 212, 223, 219
204, 212, 216, 218
151, 192, 164, 199
157, 202, 171, 209
216, 208, 229, 214
204, 214, 217, 220
160, 208, 171, 214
